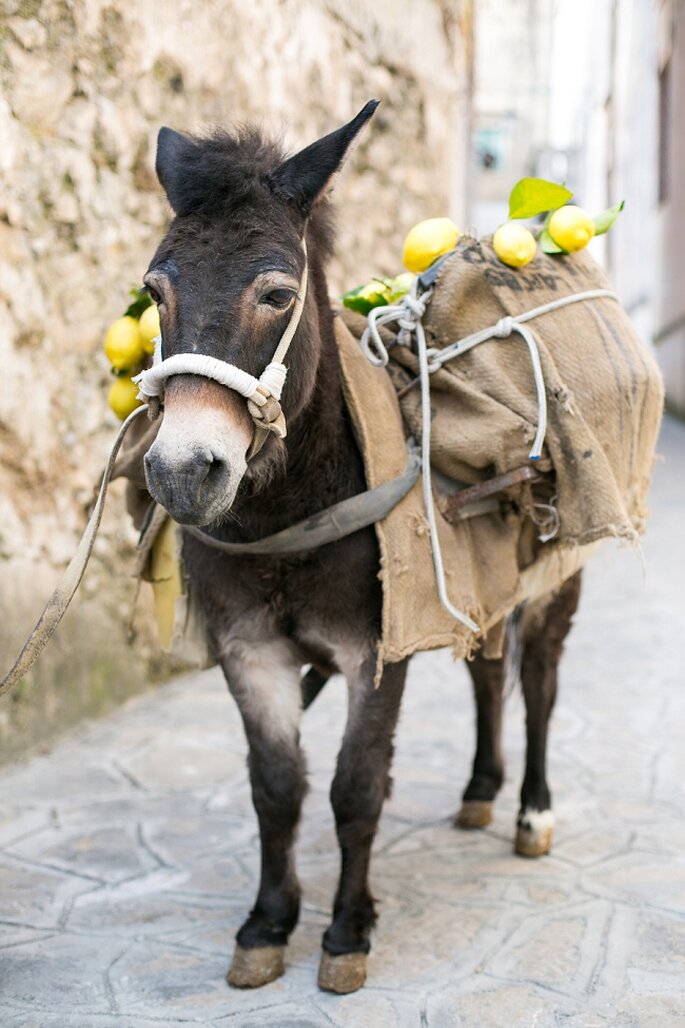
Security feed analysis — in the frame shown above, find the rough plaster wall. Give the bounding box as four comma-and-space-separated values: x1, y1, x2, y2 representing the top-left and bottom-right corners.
0, 0, 471, 760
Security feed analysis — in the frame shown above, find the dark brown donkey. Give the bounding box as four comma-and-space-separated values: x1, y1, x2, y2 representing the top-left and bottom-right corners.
141, 102, 582, 994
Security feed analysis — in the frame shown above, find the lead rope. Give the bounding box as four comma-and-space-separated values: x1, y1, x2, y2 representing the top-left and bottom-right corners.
0, 404, 150, 699
360, 281, 619, 632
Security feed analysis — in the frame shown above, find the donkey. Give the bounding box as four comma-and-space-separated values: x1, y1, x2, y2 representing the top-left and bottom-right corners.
141, 102, 582, 994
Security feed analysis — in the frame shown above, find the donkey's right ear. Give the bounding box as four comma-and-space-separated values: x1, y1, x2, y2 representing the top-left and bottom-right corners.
155, 127, 201, 214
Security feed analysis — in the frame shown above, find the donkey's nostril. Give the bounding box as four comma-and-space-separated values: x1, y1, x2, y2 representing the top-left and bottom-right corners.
203, 452, 227, 487
194, 447, 215, 480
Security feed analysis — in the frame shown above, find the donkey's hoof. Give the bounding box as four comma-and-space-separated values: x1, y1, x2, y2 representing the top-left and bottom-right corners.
456, 799, 493, 829
515, 809, 554, 858
317, 950, 367, 994
227, 944, 285, 988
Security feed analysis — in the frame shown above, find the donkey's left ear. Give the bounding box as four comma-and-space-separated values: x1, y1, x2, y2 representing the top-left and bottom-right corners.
268, 100, 379, 216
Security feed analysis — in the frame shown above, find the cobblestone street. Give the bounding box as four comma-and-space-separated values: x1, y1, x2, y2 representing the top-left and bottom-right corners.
1, 417, 683, 1027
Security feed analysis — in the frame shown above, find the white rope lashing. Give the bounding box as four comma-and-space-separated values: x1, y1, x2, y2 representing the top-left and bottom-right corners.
414, 306, 480, 634
361, 281, 619, 632
363, 280, 479, 634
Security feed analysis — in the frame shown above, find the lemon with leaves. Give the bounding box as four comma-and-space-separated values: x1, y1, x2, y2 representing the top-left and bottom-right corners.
104, 316, 145, 371
493, 223, 537, 268
548, 205, 595, 252
138, 304, 161, 355
402, 218, 460, 273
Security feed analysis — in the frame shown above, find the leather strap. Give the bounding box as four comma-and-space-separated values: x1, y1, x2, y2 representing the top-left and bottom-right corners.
184, 444, 421, 556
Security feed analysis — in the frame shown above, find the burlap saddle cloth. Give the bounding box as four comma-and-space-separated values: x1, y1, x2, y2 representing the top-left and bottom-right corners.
336, 235, 664, 664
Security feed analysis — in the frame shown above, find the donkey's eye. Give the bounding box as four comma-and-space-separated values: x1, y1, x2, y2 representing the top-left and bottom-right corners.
146, 284, 163, 306
261, 288, 296, 309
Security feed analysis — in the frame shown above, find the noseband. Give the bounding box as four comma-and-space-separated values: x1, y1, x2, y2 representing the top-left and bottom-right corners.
133, 241, 309, 459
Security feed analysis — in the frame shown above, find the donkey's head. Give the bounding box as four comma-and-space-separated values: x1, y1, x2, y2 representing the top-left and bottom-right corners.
142, 101, 378, 526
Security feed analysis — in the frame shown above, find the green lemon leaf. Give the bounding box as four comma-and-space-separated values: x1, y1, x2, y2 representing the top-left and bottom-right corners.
341, 285, 368, 315
509, 178, 574, 220
593, 200, 625, 236
342, 278, 394, 315
341, 287, 375, 316
125, 286, 153, 320
343, 297, 373, 315
539, 228, 566, 255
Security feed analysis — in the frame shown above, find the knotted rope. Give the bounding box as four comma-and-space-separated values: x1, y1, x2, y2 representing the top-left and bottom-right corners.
359, 280, 619, 632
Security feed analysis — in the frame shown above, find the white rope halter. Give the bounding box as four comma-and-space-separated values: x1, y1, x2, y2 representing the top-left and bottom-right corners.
134, 240, 309, 457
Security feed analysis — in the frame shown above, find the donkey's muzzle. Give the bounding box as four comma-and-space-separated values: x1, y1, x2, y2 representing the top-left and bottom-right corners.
144, 444, 232, 526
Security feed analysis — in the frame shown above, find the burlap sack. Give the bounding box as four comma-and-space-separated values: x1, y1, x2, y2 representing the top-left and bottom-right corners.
336, 235, 663, 666
400, 236, 664, 545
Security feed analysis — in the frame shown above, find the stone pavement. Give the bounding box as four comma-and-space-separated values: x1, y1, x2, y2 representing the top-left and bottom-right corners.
1, 417, 684, 1028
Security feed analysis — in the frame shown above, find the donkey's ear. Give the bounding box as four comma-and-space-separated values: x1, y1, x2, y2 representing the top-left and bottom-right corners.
268, 100, 379, 216
155, 127, 201, 213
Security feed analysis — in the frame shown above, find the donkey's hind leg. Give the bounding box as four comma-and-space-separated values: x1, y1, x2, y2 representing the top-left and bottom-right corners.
456, 651, 505, 829
318, 657, 407, 994
221, 639, 307, 988
516, 571, 582, 857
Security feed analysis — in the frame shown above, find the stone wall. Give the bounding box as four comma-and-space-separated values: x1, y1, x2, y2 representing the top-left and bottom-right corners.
0, 0, 472, 762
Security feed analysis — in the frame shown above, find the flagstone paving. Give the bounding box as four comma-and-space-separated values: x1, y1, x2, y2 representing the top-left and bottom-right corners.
1, 417, 684, 1027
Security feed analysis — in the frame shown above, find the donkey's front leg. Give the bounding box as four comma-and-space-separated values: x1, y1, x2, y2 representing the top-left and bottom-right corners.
221, 640, 307, 988
318, 658, 407, 994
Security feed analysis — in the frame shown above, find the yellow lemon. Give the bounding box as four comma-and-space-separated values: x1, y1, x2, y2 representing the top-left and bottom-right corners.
402, 217, 460, 273
493, 223, 537, 268
104, 316, 145, 371
108, 375, 142, 421
548, 205, 595, 252
138, 304, 161, 355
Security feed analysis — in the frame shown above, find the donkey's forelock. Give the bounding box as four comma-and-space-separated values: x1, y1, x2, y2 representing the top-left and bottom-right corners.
156, 126, 288, 219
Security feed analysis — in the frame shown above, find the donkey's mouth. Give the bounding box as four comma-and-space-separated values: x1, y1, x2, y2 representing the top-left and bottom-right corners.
144, 445, 241, 526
